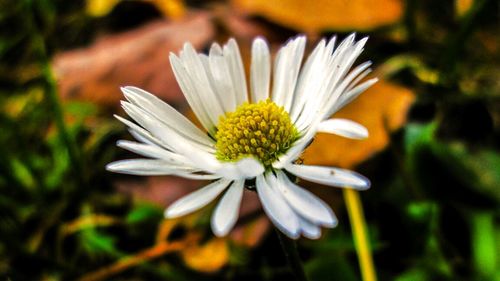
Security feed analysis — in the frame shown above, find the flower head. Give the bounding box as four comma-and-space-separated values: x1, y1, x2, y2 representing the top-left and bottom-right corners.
107, 35, 377, 239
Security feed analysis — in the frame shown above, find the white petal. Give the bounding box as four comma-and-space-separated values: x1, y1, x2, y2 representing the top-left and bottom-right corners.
146, 124, 221, 173
317, 119, 369, 139
285, 164, 371, 190
290, 39, 327, 123
165, 179, 232, 218
209, 42, 223, 55
276, 171, 337, 227
256, 174, 300, 239
324, 67, 373, 119
294, 36, 355, 128
325, 36, 337, 58
299, 216, 322, 240
328, 34, 360, 80
272, 36, 306, 112
281, 36, 306, 112
223, 39, 248, 105
169, 53, 214, 132
178, 44, 225, 126
216, 157, 265, 180
250, 38, 271, 103
120, 101, 211, 153
106, 159, 192, 175
208, 48, 237, 112
114, 115, 166, 149
295, 35, 370, 131
128, 128, 157, 147
345, 68, 372, 94
318, 61, 373, 120
116, 139, 176, 159
121, 101, 221, 172
172, 173, 222, 180
317, 40, 371, 119
320, 61, 372, 116
211, 180, 245, 236
120, 101, 172, 147
116, 140, 190, 165
235, 158, 265, 178
333, 78, 378, 113
120, 86, 212, 146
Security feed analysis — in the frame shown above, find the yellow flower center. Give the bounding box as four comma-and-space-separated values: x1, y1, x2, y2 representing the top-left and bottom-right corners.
215, 99, 299, 168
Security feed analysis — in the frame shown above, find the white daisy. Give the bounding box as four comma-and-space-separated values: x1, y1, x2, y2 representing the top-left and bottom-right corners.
107, 34, 377, 239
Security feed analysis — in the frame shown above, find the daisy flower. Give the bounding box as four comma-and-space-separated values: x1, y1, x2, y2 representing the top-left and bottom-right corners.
107, 34, 377, 239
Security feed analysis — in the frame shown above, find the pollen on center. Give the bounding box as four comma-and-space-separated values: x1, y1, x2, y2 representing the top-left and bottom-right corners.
215, 99, 299, 167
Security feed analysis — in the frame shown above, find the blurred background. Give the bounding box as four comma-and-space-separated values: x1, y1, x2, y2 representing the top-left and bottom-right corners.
0, 0, 499, 280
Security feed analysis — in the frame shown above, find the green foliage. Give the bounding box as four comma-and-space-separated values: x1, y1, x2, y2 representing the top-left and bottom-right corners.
79, 227, 119, 258
126, 204, 163, 225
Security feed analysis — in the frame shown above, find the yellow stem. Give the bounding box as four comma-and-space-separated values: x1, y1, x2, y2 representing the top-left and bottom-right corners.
343, 189, 377, 281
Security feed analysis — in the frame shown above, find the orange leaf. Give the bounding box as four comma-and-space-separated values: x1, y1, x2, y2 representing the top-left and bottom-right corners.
455, 0, 474, 17
181, 238, 230, 273
303, 79, 415, 169
156, 214, 199, 244
86, 0, 121, 17
151, 0, 187, 19
231, 0, 403, 32
86, 0, 186, 19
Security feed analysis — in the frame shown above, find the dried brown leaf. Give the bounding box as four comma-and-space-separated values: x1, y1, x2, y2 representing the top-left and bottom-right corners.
53, 13, 215, 108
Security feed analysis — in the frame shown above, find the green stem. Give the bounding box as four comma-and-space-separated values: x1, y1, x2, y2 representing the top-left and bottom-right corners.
276, 229, 309, 281
343, 189, 377, 281
28, 1, 84, 186
471, 212, 496, 278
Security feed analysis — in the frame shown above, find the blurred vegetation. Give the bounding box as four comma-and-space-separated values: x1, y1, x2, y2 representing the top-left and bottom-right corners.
0, 0, 499, 280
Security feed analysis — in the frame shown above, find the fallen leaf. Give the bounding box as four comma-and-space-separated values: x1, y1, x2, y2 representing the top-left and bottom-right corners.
86, 0, 121, 17
303, 78, 415, 168
53, 12, 215, 108
455, 0, 474, 17
156, 214, 230, 273
152, 0, 186, 19
157, 215, 230, 273
86, 0, 186, 19
181, 238, 230, 273
231, 0, 404, 33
